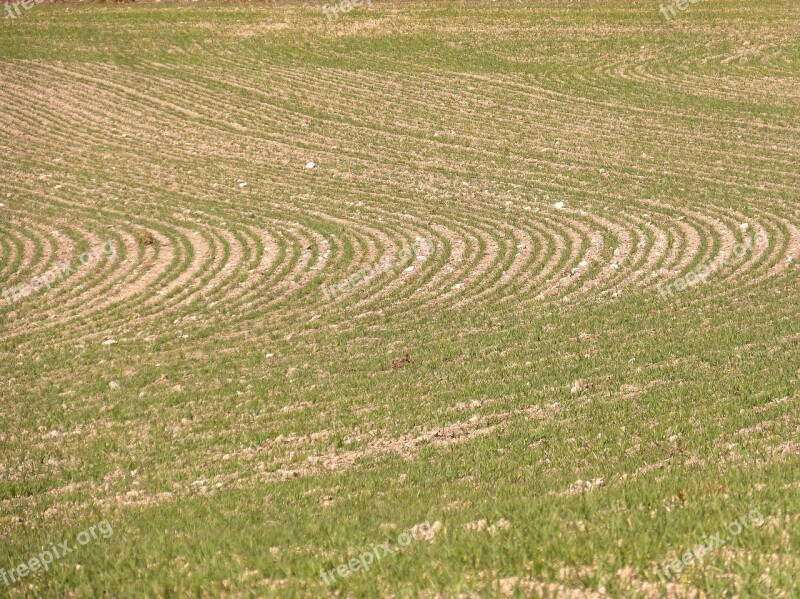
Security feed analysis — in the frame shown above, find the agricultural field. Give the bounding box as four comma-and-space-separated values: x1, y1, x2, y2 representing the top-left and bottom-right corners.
1, 0, 799, 596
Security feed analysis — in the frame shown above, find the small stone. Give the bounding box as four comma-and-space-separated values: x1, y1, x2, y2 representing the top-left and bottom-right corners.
305, 161, 315, 170
554, 201, 566, 210
102, 339, 117, 346
239, 182, 247, 188
488, 518, 511, 534
109, 381, 122, 391
465, 519, 488, 532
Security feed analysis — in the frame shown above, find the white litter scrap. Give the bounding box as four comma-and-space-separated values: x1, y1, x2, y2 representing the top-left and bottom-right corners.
305, 161, 316, 170
554, 201, 565, 210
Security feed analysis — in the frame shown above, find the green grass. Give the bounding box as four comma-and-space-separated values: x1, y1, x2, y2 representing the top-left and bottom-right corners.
0, 0, 799, 596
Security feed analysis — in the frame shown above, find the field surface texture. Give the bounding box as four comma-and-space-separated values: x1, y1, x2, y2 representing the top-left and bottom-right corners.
1, 0, 799, 596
